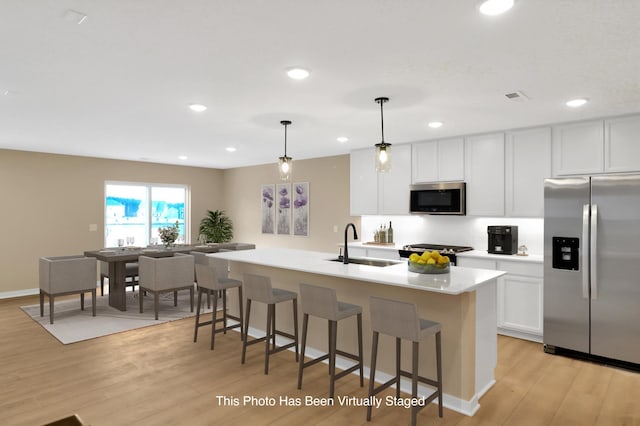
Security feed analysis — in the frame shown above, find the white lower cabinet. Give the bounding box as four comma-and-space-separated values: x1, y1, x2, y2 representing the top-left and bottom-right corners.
496, 261, 543, 342
457, 256, 543, 342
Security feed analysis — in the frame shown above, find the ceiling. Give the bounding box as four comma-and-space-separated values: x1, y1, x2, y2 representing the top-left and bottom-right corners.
1, 0, 639, 169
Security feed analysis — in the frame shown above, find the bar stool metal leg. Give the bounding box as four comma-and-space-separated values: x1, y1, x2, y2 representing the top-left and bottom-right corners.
366, 330, 379, 421
241, 298, 252, 364
210, 289, 219, 350
297, 313, 310, 390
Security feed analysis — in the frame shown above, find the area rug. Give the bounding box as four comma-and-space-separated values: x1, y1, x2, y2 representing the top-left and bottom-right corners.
20, 290, 215, 344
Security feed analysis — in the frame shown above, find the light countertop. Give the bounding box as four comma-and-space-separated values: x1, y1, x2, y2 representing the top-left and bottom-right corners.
210, 247, 505, 295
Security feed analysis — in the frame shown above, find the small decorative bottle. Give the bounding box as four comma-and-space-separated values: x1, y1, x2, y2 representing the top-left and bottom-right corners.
388, 221, 394, 244
380, 224, 386, 243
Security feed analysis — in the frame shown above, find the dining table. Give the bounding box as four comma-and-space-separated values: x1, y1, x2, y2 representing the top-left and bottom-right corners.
84, 244, 220, 311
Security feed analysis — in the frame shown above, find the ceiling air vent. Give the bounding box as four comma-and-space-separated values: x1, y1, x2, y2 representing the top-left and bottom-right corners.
505, 91, 529, 101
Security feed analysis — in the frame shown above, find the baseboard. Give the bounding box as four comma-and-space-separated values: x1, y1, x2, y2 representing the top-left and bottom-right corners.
242, 325, 482, 416
0, 288, 39, 299
1, 281, 102, 300
498, 328, 543, 343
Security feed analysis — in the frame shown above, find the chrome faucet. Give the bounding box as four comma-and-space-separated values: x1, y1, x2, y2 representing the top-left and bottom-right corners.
343, 223, 359, 264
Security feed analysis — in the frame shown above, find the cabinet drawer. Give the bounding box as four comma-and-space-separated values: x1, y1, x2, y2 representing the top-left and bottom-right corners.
497, 261, 542, 278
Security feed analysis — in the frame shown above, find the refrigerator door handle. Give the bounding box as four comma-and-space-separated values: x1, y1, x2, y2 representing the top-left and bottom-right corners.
582, 204, 590, 299
590, 204, 598, 300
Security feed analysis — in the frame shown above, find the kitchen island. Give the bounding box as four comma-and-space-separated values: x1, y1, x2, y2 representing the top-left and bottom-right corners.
211, 248, 505, 416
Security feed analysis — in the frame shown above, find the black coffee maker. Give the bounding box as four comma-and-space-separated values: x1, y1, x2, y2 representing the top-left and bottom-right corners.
487, 226, 518, 255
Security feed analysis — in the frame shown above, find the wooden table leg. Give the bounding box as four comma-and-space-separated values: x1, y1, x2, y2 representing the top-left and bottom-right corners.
108, 261, 128, 311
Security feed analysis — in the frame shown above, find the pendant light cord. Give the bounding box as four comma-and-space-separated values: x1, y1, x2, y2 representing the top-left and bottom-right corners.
284, 123, 288, 156
379, 99, 385, 143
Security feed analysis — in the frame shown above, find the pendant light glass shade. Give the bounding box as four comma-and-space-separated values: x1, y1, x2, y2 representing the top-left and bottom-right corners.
278, 155, 292, 180
373, 97, 392, 173
278, 120, 293, 181
375, 142, 391, 172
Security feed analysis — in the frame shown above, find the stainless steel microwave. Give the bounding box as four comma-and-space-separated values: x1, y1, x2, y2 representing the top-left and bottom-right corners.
409, 182, 466, 215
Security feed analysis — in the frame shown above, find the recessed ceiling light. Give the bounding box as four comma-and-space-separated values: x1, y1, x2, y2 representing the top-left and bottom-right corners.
189, 104, 207, 112
286, 68, 310, 80
178, 155, 188, 160
336, 136, 349, 143
226, 147, 237, 152
428, 121, 444, 129
566, 98, 589, 107
478, 0, 514, 16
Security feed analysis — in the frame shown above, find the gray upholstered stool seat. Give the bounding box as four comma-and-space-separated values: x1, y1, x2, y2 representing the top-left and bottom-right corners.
192, 254, 243, 350
241, 273, 299, 374
297, 283, 364, 398
367, 296, 443, 426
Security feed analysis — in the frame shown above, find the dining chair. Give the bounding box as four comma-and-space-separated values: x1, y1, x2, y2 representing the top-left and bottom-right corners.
138, 253, 195, 320
39, 255, 97, 324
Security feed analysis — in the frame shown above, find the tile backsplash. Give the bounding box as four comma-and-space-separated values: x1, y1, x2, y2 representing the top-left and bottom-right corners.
361, 215, 544, 255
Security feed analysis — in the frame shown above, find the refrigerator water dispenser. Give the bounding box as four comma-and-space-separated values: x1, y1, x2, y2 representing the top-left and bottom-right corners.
552, 237, 580, 270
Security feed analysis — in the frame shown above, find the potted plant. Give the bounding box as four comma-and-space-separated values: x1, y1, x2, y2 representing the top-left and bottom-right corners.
158, 220, 180, 248
198, 210, 233, 243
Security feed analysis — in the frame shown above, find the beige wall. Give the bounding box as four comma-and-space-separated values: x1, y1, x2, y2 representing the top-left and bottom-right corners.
222, 154, 359, 253
0, 150, 357, 295
0, 149, 224, 294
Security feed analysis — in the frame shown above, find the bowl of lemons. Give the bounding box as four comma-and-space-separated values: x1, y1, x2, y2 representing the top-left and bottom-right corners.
408, 250, 450, 274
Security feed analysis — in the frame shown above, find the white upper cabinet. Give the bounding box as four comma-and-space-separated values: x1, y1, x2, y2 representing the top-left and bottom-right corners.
412, 138, 464, 183
379, 144, 412, 215
553, 115, 640, 176
350, 144, 411, 216
505, 127, 551, 217
604, 115, 640, 173
553, 120, 604, 176
465, 133, 505, 216
350, 148, 378, 215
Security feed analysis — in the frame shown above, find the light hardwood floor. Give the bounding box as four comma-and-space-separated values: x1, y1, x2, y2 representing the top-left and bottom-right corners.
2, 294, 640, 426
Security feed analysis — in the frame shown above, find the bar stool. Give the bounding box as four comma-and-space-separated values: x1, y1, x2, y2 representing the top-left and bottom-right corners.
193, 259, 243, 350
367, 296, 443, 426
241, 273, 299, 374
297, 283, 364, 398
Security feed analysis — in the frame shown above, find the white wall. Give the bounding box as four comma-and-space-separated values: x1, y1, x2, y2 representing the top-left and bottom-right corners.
361, 215, 544, 255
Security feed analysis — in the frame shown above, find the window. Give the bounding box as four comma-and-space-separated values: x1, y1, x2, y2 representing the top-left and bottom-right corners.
105, 182, 188, 247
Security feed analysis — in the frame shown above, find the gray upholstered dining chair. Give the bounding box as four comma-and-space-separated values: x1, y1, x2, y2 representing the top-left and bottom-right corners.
39, 255, 97, 324
99, 260, 139, 296
138, 253, 195, 320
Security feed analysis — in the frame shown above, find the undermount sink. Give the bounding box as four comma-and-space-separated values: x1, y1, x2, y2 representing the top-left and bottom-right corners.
328, 257, 402, 267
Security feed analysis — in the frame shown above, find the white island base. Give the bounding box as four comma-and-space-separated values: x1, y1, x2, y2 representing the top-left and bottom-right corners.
212, 248, 504, 416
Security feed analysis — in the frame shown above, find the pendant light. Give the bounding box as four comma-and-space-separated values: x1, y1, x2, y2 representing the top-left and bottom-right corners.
278, 120, 293, 181
374, 97, 391, 172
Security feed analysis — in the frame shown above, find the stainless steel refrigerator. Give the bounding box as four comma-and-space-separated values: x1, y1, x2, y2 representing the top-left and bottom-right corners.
544, 175, 640, 366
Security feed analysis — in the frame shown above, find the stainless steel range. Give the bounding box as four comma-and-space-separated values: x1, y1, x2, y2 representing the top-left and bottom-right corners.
398, 243, 473, 266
